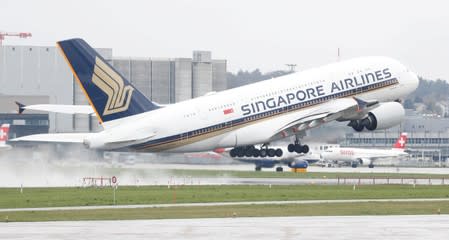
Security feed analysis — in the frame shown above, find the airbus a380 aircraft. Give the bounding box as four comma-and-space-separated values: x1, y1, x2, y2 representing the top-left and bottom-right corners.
12, 38, 419, 157
320, 133, 409, 168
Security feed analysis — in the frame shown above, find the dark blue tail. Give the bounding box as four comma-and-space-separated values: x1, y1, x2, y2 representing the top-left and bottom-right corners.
57, 38, 159, 123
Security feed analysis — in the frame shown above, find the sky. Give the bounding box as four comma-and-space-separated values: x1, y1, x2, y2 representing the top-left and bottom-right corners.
2, 0, 449, 79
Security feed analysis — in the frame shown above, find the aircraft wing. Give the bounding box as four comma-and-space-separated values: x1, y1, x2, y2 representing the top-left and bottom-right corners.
271, 97, 377, 140
360, 152, 409, 161
16, 102, 94, 115
10, 133, 95, 143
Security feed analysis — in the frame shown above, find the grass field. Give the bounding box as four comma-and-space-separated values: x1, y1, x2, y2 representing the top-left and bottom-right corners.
1, 185, 449, 209
170, 169, 449, 179
2, 201, 449, 222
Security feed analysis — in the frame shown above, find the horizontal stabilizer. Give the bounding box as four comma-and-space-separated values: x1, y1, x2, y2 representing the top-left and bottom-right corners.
11, 133, 95, 143
15, 101, 26, 114
16, 102, 95, 115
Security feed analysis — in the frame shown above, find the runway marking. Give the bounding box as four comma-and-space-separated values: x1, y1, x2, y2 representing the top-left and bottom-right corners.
1, 198, 449, 212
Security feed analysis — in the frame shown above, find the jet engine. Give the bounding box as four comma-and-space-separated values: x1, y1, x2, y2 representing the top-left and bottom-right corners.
349, 102, 405, 132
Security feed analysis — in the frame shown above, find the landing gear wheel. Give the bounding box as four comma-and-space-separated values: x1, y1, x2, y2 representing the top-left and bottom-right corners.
288, 144, 295, 153
230, 149, 237, 157
236, 149, 245, 157
368, 164, 374, 168
260, 149, 267, 157
276, 166, 283, 172
245, 149, 253, 157
255, 166, 262, 171
275, 148, 283, 157
302, 145, 309, 154
267, 148, 276, 157
294, 144, 303, 153
252, 149, 260, 157
350, 120, 364, 132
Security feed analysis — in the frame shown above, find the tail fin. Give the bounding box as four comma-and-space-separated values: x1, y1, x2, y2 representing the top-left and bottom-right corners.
15, 101, 26, 114
57, 38, 159, 123
0, 124, 10, 142
393, 132, 407, 150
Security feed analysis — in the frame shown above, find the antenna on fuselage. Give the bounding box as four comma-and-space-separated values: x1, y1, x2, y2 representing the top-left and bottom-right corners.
337, 47, 340, 62
285, 64, 297, 73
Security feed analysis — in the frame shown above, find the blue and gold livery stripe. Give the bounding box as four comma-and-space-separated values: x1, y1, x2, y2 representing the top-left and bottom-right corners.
131, 78, 399, 152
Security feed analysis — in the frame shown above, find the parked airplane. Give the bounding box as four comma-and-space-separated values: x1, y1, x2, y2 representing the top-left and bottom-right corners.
0, 124, 12, 151
320, 133, 409, 168
12, 38, 419, 156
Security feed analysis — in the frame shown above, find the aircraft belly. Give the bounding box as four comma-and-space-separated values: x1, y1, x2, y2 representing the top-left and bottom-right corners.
233, 117, 287, 146
166, 132, 233, 152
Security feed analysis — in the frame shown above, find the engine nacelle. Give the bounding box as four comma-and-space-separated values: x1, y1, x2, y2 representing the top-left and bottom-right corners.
349, 102, 405, 131
364, 102, 405, 130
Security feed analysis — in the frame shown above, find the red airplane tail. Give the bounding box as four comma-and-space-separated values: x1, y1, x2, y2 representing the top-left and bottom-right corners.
0, 124, 10, 142
393, 132, 407, 150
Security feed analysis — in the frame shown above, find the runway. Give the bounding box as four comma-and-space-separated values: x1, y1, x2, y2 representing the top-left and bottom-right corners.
1, 158, 449, 187
1, 215, 448, 240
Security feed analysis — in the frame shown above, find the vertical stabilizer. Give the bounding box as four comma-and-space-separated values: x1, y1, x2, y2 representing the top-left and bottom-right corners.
393, 133, 407, 150
57, 38, 160, 123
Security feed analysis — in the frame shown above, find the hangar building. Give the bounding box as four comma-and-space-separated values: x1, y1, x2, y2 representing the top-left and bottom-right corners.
0, 45, 226, 138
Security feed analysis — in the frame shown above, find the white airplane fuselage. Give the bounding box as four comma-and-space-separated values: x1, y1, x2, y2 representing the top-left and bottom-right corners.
321, 147, 408, 165
82, 56, 419, 153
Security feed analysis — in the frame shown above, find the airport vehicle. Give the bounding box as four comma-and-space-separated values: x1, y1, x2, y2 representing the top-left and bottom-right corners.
12, 38, 419, 156
320, 133, 408, 168
220, 146, 320, 171
0, 124, 12, 151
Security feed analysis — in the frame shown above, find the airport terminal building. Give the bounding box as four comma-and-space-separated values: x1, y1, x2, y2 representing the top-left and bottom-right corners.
0, 45, 226, 138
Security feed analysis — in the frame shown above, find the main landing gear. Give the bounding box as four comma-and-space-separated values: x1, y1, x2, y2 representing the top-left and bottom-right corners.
229, 140, 309, 158
287, 140, 309, 154
230, 145, 283, 158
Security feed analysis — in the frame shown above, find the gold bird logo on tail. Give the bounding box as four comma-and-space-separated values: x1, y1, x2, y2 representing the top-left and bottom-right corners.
92, 57, 134, 115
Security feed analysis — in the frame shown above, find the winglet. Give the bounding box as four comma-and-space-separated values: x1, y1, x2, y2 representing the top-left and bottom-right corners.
15, 101, 26, 114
